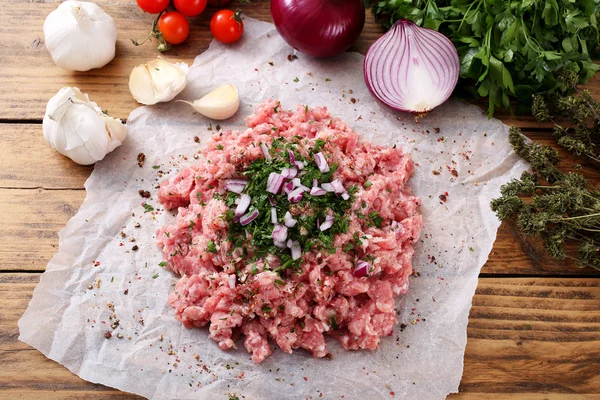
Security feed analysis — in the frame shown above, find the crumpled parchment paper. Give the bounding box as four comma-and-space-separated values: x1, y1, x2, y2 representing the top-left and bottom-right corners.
19, 17, 529, 400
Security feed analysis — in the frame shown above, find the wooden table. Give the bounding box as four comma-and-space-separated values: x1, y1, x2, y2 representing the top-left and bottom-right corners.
1, 1, 599, 398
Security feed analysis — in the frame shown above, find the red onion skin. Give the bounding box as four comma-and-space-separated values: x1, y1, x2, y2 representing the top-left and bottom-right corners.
271, 0, 366, 58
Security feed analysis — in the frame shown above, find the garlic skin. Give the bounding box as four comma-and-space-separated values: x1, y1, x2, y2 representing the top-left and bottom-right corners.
43, 87, 127, 165
180, 84, 240, 120
43, 1, 117, 72
129, 59, 188, 105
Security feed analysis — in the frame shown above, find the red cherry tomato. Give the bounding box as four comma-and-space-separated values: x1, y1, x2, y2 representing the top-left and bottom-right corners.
158, 12, 190, 45
207, 0, 232, 6
136, 0, 169, 13
210, 9, 244, 44
174, 0, 208, 17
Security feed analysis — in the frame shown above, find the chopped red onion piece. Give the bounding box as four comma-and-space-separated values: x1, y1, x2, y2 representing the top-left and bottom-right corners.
341, 192, 350, 200
283, 211, 297, 227
312, 179, 318, 187
261, 143, 272, 161
288, 150, 296, 164
288, 187, 304, 203
295, 161, 305, 170
274, 240, 287, 249
271, 207, 278, 224
224, 179, 247, 194
291, 240, 301, 260
283, 180, 294, 194
235, 194, 251, 217
240, 210, 259, 226
268, 196, 276, 206
313, 152, 330, 173
292, 178, 302, 187
272, 223, 288, 242
310, 186, 327, 196
286, 239, 293, 248
316, 219, 320, 229
234, 198, 240, 205
353, 261, 370, 278
281, 168, 291, 179
266, 172, 285, 194
331, 179, 345, 194
321, 183, 335, 192
288, 168, 298, 179
319, 214, 334, 231
228, 275, 236, 289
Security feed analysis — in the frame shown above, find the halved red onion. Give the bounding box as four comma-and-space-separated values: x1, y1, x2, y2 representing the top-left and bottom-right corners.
290, 240, 301, 260
240, 210, 259, 226
319, 214, 334, 231
274, 240, 287, 249
353, 260, 370, 278
261, 143, 272, 161
321, 183, 335, 192
364, 19, 460, 115
288, 187, 304, 203
341, 192, 350, 200
313, 152, 330, 173
235, 194, 251, 217
267, 173, 285, 194
283, 211, 297, 227
310, 186, 327, 196
271, 207, 278, 224
225, 179, 247, 194
272, 223, 288, 242
331, 179, 345, 195
228, 275, 236, 289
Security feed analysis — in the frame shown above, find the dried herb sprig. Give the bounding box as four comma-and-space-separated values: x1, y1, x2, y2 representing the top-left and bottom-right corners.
491, 127, 600, 271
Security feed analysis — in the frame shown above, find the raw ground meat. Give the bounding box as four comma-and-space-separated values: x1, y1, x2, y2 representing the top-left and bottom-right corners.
157, 100, 422, 363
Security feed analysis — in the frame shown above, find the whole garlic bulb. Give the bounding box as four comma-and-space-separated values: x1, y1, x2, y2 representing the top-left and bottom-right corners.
129, 58, 188, 105
43, 87, 127, 165
43, 1, 117, 71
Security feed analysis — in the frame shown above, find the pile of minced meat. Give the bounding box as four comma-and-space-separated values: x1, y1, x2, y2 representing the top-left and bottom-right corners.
157, 100, 422, 363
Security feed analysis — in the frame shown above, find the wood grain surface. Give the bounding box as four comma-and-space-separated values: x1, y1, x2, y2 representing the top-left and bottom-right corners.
1, 0, 599, 398
2, 274, 598, 398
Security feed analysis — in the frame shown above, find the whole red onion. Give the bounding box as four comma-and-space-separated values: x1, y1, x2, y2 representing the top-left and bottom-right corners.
271, 0, 365, 58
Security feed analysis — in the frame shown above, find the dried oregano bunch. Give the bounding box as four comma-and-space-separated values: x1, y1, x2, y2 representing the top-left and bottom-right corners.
492, 80, 600, 270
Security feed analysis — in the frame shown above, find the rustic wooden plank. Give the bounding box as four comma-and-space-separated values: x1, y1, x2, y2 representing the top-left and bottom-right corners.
0, 124, 91, 189
0, 0, 383, 122
0, 186, 596, 275
2, 274, 598, 397
0, 189, 85, 271
1, 0, 598, 126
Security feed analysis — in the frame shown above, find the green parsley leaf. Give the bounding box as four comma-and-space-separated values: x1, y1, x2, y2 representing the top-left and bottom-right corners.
207, 240, 217, 253
152, 273, 159, 279
143, 203, 154, 213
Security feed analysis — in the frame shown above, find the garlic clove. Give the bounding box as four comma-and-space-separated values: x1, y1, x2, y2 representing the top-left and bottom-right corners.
43, 87, 127, 165
180, 84, 240, 120
129, 58, 188, 105
43, 1, 117, 72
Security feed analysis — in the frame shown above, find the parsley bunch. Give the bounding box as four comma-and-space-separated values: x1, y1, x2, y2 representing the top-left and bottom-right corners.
367, 0, 600, 116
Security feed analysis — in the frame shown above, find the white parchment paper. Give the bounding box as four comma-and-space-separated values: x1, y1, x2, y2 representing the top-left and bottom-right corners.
19, 18, 528, 400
